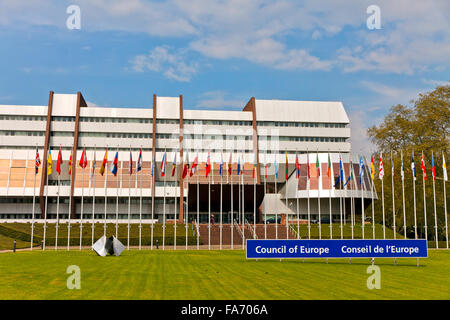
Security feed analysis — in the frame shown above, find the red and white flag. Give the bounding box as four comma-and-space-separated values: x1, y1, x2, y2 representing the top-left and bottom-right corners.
190, 154, 198, 177
56, 147, 63, 175
379, 153, 384, 180
205, 152, 211, 178
420, 153, 427, 181
79, 147, 87, 169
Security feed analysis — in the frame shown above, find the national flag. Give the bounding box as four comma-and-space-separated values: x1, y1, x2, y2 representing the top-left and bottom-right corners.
190, 154, 198, 177
411, 153, 416, 181
56, 147, 63, 175
129, 151, 133, 175
327, 153, 332, 178
137, 149, 142, 172
171, 152, 177, 177
182, 153, 189, 179
285, 151, 288, 181
111, 151, 118, 176
68, 150, 72, 175
206, 152, 211, 178
420, 153, 427, 181
99, 149, 108, 176
379, 153, 384, 180
79, 147, 87, 169
315, 152, 320, 177
430, 153, 436, 181
400, 152, 404, 181
443, 154, 448, 182
92, 150, 96, 177
228, 153, 232, 176
219, 153, 223, 177
264, 161, 268, 179
359, 156, 364, 185
370, 155, 375, 181
151, 155, 154, 177
344, 159, 351, 187
240, 155, 244, 175
47, 147, 53, 176
161, 151, 167, 177
35, 147, 41, 174
274, 157, 278, 179
237, 156, 241, 176
253, 153, 257, 179
295, 152, 300, 179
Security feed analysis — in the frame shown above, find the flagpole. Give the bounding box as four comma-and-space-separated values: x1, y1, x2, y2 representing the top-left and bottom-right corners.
296, 151, 299, 239
360, 156, 365, 240
286, 152, 289, 240
443, 152, 448, 249
380, 152, 386, 239
231, 170, 234, 250
139, 147, 143, 250
151, 154, 154, 250
338, 151, 343, 240
422, 151, 428, 241
115, 150, 120, 240
92, 146, 96, 247
163, 149, 166, 250
31, 147, 37, 250
307, 150, 311, 240
103, 147, 108, 237
55, 155, 60, 250
432, 151, 438, 248
208, 154, 211, 250
275, 165, 279, 239
80, 150, 85, 251
391, 151, 396, 240
317, 150, 321, 240
264, 152, 267, 240
329, 152, 333, 240
412, 151, 418, 239
401, 150, 406, 238
242, 157, 245, 249
220, 154, 223, 249
68, 149, 72, 251
185, 154, 189, 250
174, 151, 177, 251
350, 154, 354, 240
127, 146, 131, 250
43, 173, 49, 250
254, 158, 256, 239
196, 154, 199, 250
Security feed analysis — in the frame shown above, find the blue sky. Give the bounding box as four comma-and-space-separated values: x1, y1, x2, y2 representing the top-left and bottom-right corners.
0, 0, 449, 155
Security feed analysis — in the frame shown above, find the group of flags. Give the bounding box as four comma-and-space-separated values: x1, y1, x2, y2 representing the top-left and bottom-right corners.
375, 152, 448, 182
32, 147, 449, 184
35, 147, 143, 177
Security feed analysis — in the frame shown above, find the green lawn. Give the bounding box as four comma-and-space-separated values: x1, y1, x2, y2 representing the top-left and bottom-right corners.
0, 223, 198, 249
0, 249, 449, 299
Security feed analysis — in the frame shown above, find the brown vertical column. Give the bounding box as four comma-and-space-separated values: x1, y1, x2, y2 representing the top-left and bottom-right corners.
39, 91, 54, 217
243, 97, 260, 184
178, 94, 184, 223
152, 94, 157, 216
69, 92, 87, 218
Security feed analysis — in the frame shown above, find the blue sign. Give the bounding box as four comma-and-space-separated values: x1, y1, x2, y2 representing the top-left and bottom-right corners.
246, 239, 428, 259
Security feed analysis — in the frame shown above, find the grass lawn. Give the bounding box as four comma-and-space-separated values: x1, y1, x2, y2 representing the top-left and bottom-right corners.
0, 249, 449, 300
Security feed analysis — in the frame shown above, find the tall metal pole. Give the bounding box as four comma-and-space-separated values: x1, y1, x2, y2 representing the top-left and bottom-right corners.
432, 151, 438, 248
127, 146, 131, 250
55, 167, 60, 250
163, 150, 166, 250
391, 151, 396, 239
443, 152, 448, 249
92, 146, 96, 247
317, 151, 321, 240
412, 151, 418, 239
329, 152, 333, 240
139, 147, 143, 250
80, 157, 85, 250
241, 161, 245, 249
103, 148, 108, 237
31, 148, 37, 250
197, 154, 199, 250
220, 154, 223, 249
401, 150, 407, 238
43, 174, 49, 250
422, 151, 428, 241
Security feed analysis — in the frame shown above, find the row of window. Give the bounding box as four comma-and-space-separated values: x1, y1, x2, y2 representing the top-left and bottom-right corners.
257, 121, 347, 128
0, 130, 45, 136
79, 116, 152, 124
0, 115, 46, 121
184, 119, 252, 126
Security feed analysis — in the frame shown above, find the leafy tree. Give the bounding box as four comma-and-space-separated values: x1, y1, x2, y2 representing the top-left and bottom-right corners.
366, 84, 449, 242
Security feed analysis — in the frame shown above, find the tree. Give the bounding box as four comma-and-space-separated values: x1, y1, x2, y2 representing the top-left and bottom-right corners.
366, 84, 449, 241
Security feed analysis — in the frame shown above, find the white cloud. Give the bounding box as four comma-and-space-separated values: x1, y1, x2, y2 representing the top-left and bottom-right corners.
0, 0, 449, 75
347, 110, 376, 157
195, 91, 244, 110
129, 46, 198, 82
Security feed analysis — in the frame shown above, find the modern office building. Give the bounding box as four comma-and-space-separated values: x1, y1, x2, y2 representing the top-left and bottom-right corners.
0, 91, 375, 224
